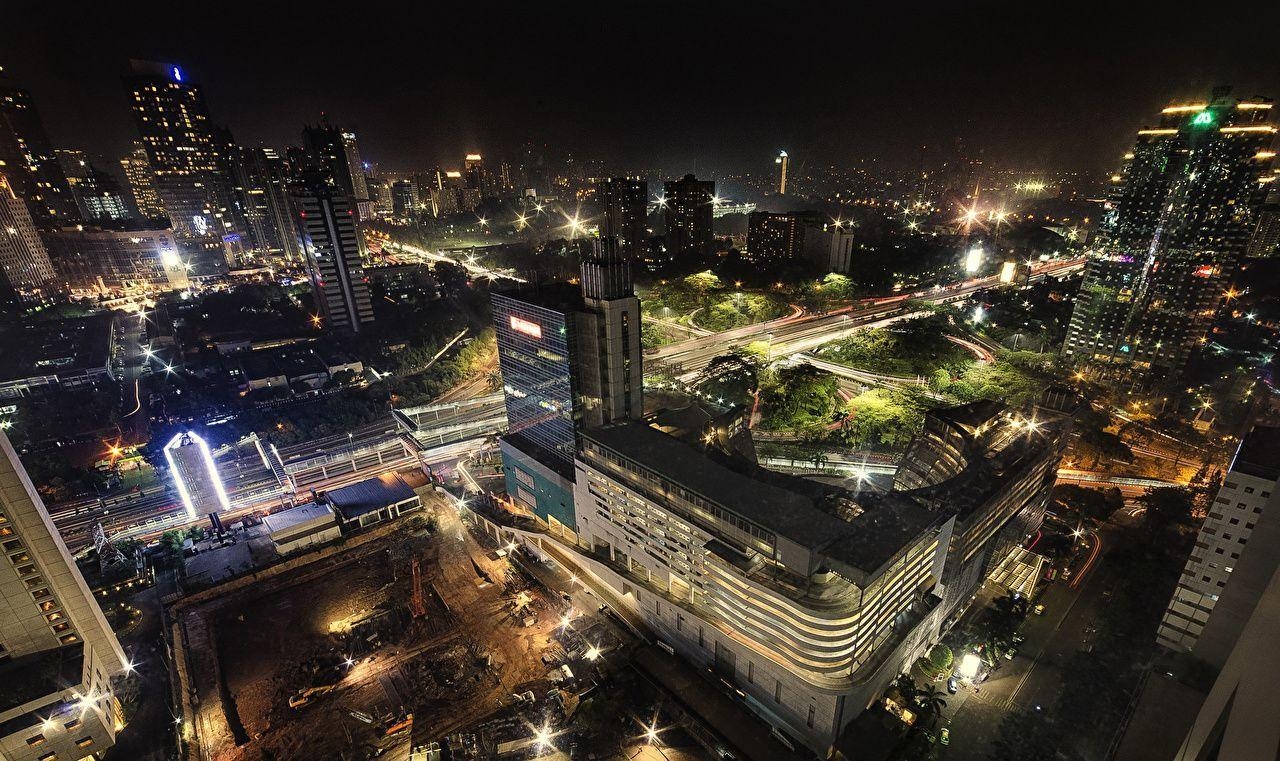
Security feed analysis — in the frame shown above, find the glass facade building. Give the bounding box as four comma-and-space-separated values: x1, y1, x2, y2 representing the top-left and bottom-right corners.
493, 286, 580, 479
1063, 90, 1276, 376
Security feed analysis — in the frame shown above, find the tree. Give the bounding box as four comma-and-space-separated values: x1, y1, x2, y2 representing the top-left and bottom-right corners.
918, 644, 953, 678
683, 270, 723, 295
913, 687, 948, 728
1136, 487, 1196, 535
988, 709, 1062, 761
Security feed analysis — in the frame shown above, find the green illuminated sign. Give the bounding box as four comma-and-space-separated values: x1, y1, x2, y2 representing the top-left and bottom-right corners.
1192, 110, 1214, 126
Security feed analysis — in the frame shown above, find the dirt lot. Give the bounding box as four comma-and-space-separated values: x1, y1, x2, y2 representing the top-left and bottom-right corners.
175, 493, 581, 761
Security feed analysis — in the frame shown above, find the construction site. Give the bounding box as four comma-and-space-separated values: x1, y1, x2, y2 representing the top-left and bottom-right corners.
165, 487, 692, 760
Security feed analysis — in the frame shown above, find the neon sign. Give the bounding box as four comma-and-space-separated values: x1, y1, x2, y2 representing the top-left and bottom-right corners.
510, 315, 543, 339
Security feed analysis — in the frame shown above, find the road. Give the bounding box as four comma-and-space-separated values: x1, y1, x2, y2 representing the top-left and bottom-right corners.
650, 258, 1083, 379
938, 524, 1117, 761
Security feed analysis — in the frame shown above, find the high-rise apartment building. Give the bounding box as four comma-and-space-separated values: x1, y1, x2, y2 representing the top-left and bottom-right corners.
0, 431, 129, 759
663, 174, 715, 260
119, 142, 167, 221
124, 60, 235, 239
0, 173, 58, 307
746, 211, 803, 263
804, 222, 856, 274
493, 238, 643, 530
598, 178, 648, 260
291, 183, 373, 332
1062, 89, 1276, 377
0, 67, 80, 226
1157, 426, 1280, 662
775, 150, 789, 194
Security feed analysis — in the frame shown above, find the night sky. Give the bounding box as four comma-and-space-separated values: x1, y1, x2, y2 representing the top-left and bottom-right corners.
5, 1, 1280, 178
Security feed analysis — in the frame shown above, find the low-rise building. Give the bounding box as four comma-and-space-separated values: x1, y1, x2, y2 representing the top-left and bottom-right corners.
322, 472, 421, 529
262, 502, 341, 554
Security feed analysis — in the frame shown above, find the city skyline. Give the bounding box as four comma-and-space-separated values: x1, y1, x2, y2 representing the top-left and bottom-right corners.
3, 2, 1280, 178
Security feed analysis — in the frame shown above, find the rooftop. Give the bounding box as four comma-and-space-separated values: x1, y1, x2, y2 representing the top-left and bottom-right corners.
0, 642, 84, 715
323, 472, 417, 520
492, 281, 583, 313
1232, 426, 1280, 482
263, 502, 336, 534
582, 421, 940, 577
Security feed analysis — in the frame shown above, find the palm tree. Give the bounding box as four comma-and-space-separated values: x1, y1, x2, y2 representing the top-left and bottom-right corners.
914, 687, 948, 728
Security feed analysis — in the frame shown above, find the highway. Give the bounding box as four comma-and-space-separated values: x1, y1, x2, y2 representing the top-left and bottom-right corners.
650, 258, 1083, 380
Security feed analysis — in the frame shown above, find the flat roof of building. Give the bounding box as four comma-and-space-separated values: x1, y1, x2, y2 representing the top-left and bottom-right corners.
1232, 426, 1280, 482
582, 421, 940, 576
263, 502, 336, 535
0, 643, 83, 716
324, 472, 417, 520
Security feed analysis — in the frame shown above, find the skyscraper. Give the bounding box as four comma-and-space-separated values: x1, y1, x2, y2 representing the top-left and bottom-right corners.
493, 238, 643, 529
0, 67, 79, 226
775, 149, 789, 194
0, 431, 129, 758
663, 174, 714, 260
1062, 90, 1276, 377
300, 119, 362, 202
124, 60, 233, 238
0, 172, 58, 306
341, 130, 368, 203
598, 177, 648, 260
291, 182, 373, 332
119, 142, 167, 221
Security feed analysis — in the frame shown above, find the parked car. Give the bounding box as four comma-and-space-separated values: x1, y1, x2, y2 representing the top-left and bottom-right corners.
940, 728, 950, 746
947, 677, 959, 694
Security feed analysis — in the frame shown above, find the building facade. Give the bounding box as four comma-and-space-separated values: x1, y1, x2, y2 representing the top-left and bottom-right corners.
598, 177, 648, 260
663, 174, 714, 260
494, 239, 643, 529
119, 142, 166, 222
1157, 426, 1280, 662
0, 174, 58, 306
42, 226, 186, 296
0, 432, 128, 761
291, 184, 373, 332
0, 69, 80, 227
1062, 90, 1276, 377
746, 211, 802, 263
124, 60, 239, 240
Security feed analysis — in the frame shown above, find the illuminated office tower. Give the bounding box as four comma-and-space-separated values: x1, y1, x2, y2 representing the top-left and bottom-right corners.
598, 177, 648, 260
124, 60, 235, 238
493, 238, 642, 530
0, 173, 58, 307
775, 149, 789, 194
1062, 89, 1276, 377
0, 431, 129, 759
291, 182, 374, 332
662, 174, 714, 259
119, 142, 167, 221
0, 67, 80, 226
163, 431, 231, 518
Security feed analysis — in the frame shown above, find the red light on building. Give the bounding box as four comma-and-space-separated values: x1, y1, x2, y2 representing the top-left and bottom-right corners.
510, 315, 543, 339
